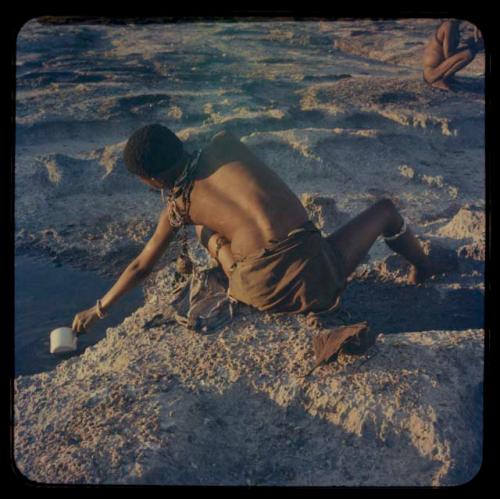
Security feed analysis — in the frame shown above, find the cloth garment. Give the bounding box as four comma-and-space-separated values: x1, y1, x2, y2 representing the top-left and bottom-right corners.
228, 221, 347, 315
312, 321, 375, 366
158, 246, 375, 374
297, 321, 377, 378
167, 266, 237, 333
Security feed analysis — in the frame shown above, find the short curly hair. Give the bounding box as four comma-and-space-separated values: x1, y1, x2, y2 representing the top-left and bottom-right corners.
123, 124, 184, 178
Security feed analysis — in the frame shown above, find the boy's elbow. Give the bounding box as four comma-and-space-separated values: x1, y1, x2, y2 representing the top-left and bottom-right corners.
129, 260, 152, 279
135, 266, 151, 280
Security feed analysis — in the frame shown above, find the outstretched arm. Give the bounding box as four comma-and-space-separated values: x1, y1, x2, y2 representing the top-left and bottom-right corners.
72, 207, 177, 333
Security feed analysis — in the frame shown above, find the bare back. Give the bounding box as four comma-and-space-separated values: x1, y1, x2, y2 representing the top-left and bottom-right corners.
180, 131, 309, 259
423, 20, 460, 69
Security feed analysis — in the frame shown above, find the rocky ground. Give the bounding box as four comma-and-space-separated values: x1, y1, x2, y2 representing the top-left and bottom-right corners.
14, 18, 485, 485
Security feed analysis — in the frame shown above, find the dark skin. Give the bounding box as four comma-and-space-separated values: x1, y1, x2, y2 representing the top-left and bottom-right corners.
423, 20, 483, 91
73, 130, 438, 333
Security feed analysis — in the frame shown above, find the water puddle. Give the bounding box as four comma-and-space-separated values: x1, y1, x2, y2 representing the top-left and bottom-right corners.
15, 254, 145, 376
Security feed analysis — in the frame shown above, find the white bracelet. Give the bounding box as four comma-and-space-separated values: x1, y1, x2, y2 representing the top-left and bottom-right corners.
383, 219, 407, 241
96, 299, 107, 319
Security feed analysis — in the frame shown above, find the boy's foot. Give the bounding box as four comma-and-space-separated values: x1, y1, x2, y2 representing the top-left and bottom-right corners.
431, 79, 451, 91
407, 259, 443, 285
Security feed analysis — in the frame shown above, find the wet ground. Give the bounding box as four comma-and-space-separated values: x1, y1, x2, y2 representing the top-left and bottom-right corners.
14, 255, 144, 376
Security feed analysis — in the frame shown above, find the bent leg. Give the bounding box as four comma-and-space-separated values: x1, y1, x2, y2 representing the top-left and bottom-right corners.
423, 49, 475, 85
325, 199, 431, 284
194, 225, 235, 278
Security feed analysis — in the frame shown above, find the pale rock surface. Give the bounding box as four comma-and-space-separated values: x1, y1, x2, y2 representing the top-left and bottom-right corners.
14, 18, 485, 486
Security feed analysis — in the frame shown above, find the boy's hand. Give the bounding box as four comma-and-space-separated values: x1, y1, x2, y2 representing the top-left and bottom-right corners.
72, 306, 100, 335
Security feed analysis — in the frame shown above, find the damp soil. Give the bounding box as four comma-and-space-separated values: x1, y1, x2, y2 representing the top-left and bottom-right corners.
15, 254, 144, 376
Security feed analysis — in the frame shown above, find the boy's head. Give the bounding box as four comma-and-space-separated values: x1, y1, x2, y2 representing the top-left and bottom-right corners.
124, 124, 184, 184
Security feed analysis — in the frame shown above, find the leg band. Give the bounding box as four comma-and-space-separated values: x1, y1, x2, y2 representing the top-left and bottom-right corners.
383, 219, 407, 241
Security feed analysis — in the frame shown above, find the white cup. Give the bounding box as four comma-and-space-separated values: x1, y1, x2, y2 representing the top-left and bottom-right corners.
50, 327, 78, 354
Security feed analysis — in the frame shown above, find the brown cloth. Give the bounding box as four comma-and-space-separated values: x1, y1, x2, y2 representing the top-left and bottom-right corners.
168, 266, 236, 332
298, 322, 377, 377
312, 321, 374, 365
228, 221, 347, 314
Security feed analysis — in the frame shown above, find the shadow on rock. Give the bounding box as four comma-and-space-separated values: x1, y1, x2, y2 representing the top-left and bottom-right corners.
342, 280, 484, 334
454, 77, 485, 96
129, 379, 444, 486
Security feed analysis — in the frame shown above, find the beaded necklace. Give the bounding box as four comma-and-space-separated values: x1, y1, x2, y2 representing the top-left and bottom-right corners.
162, 149, 202, 274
